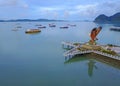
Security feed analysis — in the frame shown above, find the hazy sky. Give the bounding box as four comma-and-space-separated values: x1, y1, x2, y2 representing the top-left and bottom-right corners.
0, 0, 120, 20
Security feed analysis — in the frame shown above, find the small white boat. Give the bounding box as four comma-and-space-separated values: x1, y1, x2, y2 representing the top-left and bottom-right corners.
16, 26, 22, 28
49, 24, 56, 27
68, 24, 76, 27
12, 28, 19, 31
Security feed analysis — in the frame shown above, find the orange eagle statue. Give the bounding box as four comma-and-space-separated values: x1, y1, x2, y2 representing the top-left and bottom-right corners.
89, 26, 102, 45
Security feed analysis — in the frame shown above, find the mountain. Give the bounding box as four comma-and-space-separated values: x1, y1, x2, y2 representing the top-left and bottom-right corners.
0, 19, 64, 22
94, 12, 120, 23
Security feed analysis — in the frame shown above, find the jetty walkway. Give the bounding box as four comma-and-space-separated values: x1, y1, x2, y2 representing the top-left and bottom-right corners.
62, 41, 120, 61
62, 41, 78, 48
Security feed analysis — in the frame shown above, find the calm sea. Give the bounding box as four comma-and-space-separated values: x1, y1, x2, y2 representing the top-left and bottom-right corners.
0, 21, 120, 86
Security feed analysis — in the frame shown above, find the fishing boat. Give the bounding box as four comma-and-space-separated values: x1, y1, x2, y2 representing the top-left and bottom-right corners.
35, 24, 42, 26
49, 24, 56, 27
16, 26, 22, 28
12, 28, 19, 31
110, 27, 120, 31
68, 24, 76, 27
25, 29, 41, 33
60, 26, 68, 29
38, 26, 46, 29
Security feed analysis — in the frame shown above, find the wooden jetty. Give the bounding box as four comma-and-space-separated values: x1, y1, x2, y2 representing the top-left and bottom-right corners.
62, 41, 120, 61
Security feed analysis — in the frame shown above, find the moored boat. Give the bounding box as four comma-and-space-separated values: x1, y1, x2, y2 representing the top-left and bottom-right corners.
38, 26, 46, 29
16, 26, 22, 28
12, 28, 19, 31
60, 26, 68, 29
110, 27, 120, 31
25, 29, 41, 33
68, 24, 76, 27
110, 28, 120, 31
49, 24, 56, 27
35, 24, 42, 26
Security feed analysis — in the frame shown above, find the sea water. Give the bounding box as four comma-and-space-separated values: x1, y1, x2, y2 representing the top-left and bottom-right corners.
0, 21, 120, 86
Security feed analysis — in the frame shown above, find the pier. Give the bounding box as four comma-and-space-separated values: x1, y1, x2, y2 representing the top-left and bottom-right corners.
62, 41, 77, 48
62, 41, 120, 61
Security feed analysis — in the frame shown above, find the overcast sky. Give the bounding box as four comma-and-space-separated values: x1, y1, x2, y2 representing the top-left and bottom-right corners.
0, 0, 120, 20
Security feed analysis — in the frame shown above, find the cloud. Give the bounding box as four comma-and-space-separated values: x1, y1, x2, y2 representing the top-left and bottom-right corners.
32, 6, 63, 19
0, 0, 29, 8
0, 0, 30, 19
36, 6, 65, 12
0, 0, 18, 6
97, 1, 120, 16
33, 4, 97, 19
69, 4, 97, 16
53, 12, 59, 19
63, 11, 70, 18
66, 1, 120, 19
0, 0, 120, 20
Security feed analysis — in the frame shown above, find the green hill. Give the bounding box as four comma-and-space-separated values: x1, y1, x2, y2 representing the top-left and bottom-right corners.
94, 12, 120, 23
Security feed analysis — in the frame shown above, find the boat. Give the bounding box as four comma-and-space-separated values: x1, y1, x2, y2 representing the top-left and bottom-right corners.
110, 28, 120, 31
25, 29, 41, 33
60, 26, 68, 29
70, 24, 76, 27
12, 28, 19, 31
68, 24, 76, 27
38, 26, 46, 29
35, 24, 42, 26
49, 24, 56, 27
16, 26, 22, 28
110, 26, 120, 31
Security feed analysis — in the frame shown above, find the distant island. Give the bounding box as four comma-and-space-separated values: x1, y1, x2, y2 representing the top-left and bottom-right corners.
0, 19, 65, 22
94, 12, 120, 23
